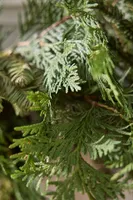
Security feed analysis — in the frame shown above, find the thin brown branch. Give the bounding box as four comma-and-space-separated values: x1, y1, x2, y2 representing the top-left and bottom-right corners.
18, 16, 72, 47
40, 16, 72, 37
84, 95, 125, 120
18, 41, 30, 47
112, 0, 119, 7
67, 92, 125, 120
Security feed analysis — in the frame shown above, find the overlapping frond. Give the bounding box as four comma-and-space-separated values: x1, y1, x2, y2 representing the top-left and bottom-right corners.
10, 90, 131, 200
16, 12, 128, 107
1, 0, 133, 200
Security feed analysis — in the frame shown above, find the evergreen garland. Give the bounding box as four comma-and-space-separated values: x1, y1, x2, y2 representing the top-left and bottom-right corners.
1, 0, 133, 199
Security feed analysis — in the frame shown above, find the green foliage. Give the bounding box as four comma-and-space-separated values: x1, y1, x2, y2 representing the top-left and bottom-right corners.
92, 0, 133, 82
19, 0, 66, 36
1, 0, 133, 200
0, 53, 31, 115
16, 4, 125, 105
0, 101, 43, 200
10, 91, 126, 200
0, 52, 46, 115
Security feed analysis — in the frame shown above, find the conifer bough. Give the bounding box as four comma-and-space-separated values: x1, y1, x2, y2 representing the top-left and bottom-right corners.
1, 0, 133, 199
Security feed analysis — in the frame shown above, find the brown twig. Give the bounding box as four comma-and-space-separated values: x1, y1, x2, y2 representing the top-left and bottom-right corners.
84, 95, 125, 120
18, 16, 72, 47
40, 16, 72, 37
18, 41, 30, 47
67, 92, 125, 120
112, 0, 119, 7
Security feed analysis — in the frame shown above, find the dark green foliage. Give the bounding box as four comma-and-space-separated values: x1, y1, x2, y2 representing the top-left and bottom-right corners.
0, 101, 43, 200
1, 0, 133, 199
10, 91, 125, 200
0, 52, 46, 115
0, 3, 43, 198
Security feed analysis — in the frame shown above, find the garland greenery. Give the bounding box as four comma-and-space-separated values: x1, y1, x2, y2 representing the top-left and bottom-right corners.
1, 0, 133, 199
